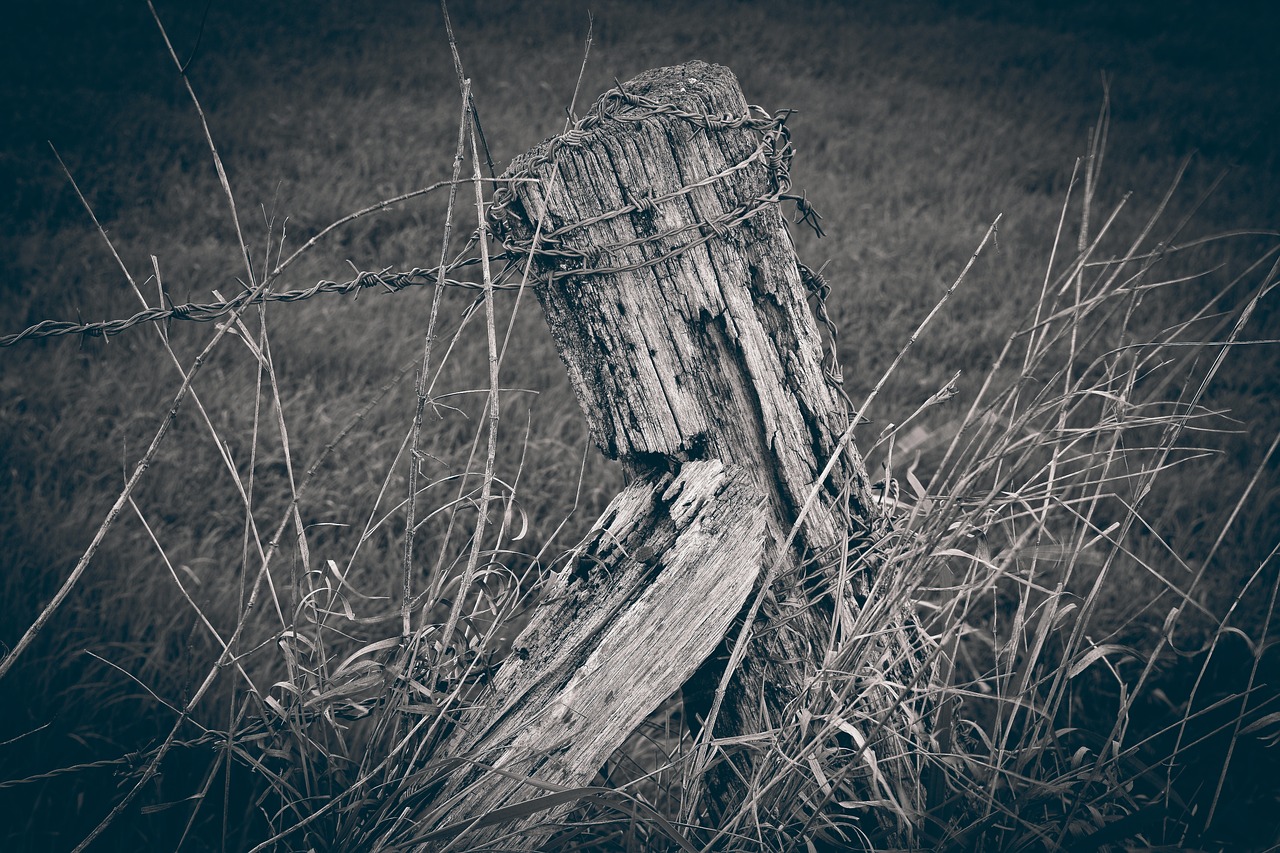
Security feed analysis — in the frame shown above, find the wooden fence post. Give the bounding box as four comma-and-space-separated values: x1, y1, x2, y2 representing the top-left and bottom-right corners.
411, 61, 934, 847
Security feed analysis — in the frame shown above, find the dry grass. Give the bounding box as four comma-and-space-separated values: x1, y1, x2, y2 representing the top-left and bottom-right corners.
2, 1, 1278, 850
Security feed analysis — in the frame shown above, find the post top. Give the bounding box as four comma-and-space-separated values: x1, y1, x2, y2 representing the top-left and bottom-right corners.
501, 61, 749, 181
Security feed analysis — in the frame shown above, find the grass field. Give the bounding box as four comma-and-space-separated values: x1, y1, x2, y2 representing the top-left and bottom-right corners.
2, 0, 1278, 849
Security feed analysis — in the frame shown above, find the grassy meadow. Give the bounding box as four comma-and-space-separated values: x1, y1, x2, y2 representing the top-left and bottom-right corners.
2, 0, 1278, 849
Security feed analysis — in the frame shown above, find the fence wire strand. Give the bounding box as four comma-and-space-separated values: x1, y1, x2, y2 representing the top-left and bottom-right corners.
4, 86, 834, 351
0, 257, 522, 347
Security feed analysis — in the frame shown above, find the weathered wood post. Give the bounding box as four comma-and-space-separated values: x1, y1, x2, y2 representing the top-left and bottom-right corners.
411, 61, 934, 847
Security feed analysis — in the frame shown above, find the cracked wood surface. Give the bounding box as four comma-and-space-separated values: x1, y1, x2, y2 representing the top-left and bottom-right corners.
505, 61, 875, 546
422, 461, 765, 844
412, 61, 931, 848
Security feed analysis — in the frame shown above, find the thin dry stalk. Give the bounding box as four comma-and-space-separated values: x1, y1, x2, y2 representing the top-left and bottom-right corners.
436, 110, 502, 704
402, 78, 473, 640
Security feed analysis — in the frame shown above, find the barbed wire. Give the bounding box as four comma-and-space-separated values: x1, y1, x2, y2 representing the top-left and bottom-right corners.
5, 82, 839, 357
0, 258, 521, 347
488, 84, 825, 284
484, 76, 848, 405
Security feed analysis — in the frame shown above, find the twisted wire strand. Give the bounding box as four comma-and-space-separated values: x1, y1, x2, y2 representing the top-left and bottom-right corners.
487, 82, 824, 286
0, 258, 518, 347
484, 78, 847, 405
6, 86, 836, 356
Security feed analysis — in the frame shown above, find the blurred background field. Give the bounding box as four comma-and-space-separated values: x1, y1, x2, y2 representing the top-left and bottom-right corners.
1, 0, 1278, 849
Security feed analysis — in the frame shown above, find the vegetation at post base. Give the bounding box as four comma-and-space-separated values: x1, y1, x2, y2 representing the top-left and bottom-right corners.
1, 1, 1277, 850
